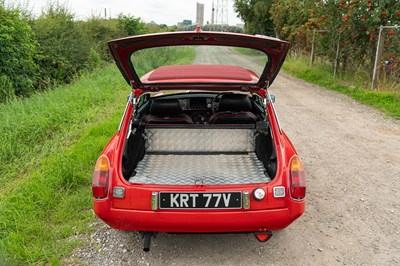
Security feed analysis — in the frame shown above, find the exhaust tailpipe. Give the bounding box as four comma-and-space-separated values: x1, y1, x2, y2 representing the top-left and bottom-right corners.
141, 232, 155, 252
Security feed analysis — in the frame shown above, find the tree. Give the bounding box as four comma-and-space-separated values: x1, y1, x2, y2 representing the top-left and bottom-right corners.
117, 14, 146, 37
269, 0, 399, 75
270, 0, 322, 41
333, 0, 400, 70
234, 0, 275, 36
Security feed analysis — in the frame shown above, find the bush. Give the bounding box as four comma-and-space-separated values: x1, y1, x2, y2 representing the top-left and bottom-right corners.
86, 48, 104, 70
117, 14, 146, 36
33, 3, 91, 89
78, 17, 121, 61
0, 6, 38, 98
1, 2, 176, 102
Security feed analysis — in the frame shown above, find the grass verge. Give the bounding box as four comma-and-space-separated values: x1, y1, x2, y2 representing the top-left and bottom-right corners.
282, 56, 400, 119
234, 48, 400, 119
0, 65, 127, 265
234, 47, 265, 57
0, 47, 195, 265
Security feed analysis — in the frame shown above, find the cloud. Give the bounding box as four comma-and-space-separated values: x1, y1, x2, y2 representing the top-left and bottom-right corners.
21, 0, 242, 25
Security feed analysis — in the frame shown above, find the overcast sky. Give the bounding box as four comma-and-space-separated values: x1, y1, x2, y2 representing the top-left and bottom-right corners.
15, 0, 243, 26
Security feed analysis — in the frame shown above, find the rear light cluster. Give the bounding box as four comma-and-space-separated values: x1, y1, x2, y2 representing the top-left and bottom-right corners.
289, 156, 306, 200
92, 155, 110, 199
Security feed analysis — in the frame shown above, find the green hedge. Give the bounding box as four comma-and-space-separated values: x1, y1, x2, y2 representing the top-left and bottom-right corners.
0, 7, 37, 100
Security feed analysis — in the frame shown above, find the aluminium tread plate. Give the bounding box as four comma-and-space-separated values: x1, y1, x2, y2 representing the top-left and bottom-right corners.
145, 128, 255, 152
129, 153, 270, 185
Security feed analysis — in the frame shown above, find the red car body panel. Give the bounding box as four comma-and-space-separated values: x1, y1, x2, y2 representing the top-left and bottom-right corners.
93, 30, 305, 237
94, 205, 304, 232
93, 100, 305, 232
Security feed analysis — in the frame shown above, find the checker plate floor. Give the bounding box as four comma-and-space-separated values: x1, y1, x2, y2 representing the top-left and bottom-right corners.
129, 153, 270, 185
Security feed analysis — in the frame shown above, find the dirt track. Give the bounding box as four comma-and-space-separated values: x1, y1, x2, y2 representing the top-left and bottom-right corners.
69, 47, 400, 265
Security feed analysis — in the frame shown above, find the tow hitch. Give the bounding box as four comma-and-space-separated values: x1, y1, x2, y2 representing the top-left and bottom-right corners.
254, 230, 273, 242
140, 232, 156, 252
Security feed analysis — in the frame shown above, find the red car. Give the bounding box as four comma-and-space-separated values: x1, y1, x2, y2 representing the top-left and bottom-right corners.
92, 28, 306, 251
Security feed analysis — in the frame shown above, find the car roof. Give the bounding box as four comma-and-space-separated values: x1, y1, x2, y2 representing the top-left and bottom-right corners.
142, 65, 258, 84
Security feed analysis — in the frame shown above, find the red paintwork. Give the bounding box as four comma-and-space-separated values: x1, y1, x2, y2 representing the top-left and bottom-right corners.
93, 94, 305, 233
94, 30, 304, 235
145, 65, 257, 83
94, 203, 304, 232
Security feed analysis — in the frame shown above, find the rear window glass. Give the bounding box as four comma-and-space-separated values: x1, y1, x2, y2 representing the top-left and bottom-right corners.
130, 45, 269, 84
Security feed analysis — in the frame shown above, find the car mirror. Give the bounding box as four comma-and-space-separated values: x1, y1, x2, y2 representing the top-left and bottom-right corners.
270, 95, 276, 103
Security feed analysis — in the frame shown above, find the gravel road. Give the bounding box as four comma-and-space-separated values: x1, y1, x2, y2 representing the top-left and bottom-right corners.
67, 47, 400, 265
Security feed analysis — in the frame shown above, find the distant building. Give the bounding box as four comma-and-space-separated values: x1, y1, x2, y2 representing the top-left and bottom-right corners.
177, 19, 192, 27
196, 2, 204, 26
183, 20, 192, 26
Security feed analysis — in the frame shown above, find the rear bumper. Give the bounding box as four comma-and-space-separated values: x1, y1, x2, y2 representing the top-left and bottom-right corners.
94, 199, 305, 232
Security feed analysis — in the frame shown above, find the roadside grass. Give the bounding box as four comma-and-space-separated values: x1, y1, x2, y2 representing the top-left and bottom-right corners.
0, 67, 124, 189
0, 47, 195, 265
234, 48, 400, 119
0, 65, 127, 265
282, 56, 400, 119
0, 114, 120, 264
133, 46, 196, 77
234, 47, 265, 57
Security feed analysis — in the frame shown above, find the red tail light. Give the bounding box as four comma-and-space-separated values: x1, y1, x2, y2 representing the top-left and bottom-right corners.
254, 231, 273, 242
289, 156, 306, 200
92, 155, 110, 199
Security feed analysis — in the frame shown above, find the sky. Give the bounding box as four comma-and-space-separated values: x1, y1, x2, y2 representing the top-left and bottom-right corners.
17, 0, 243, 26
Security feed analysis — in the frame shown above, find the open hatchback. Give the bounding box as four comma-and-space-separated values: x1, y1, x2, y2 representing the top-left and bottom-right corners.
93, 29, 305, 251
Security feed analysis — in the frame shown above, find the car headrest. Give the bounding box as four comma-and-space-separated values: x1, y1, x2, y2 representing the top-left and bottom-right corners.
149, 99, 183, 116
218, 94, 252, 112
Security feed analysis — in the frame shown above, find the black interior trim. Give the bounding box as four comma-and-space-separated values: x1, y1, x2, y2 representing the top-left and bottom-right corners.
147, 151, 250, 155
122, 131, 145, 178
144, 124, 256, 129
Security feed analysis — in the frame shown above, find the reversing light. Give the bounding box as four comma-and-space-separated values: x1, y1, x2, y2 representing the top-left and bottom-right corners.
92, 155, 110, 199
252, 188, 266, 201
273, 186, 286, 198
113, 187, 125, 199
289, 156, 306, 200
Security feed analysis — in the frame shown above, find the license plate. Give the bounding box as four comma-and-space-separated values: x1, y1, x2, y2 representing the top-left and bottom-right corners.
159, 192, 242, 209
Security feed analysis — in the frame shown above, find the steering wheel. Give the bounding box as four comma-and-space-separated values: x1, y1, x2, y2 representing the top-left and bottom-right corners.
210, 93, 225, 114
